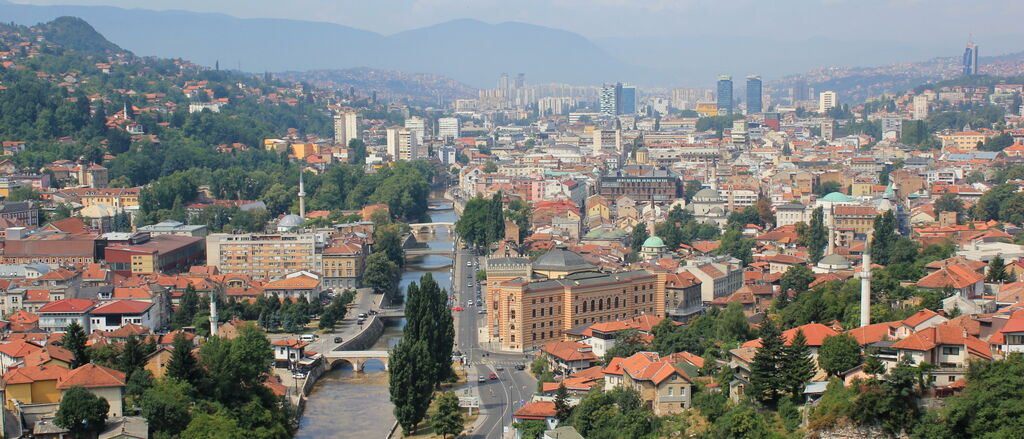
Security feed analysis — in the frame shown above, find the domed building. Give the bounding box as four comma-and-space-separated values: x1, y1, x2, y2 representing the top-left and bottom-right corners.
686, 188, 728, 227
641, 235, 667, 260
814, 253, 852, 274
531, 247, 597, 279
276, 214, 303, 232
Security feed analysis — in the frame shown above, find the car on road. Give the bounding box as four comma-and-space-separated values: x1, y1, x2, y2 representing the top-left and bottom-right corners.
496, 366, 504, 371
467, 261, 473, 267
515, 364, 525, 371
452, 306, 464, 311
466, 282, 473, 288
357, 318, 365, 324
488, 372, 498, 380
478, 310, 485, 314
358, 313, 367, 319
292, 371, 307, 379
300, 334, 316, 342
478, 375, 486, 383
334, 337, 343, 343
467, 300, 473, 306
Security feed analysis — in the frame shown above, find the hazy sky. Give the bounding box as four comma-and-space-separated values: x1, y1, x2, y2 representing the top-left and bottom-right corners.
9, 0, 1024, 45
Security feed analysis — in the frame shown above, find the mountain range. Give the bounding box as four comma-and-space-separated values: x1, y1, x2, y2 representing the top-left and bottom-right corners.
0, 1, 1016, 90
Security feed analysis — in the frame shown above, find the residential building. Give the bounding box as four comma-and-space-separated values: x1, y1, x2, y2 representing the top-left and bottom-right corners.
205, 233, 318, 279
913, 95, 929, 120
592, 129, 622, 155
333, 112, 359, 146
263, 271, 322, 303
681, 256, 744, 302
540, 341, 598, 376
272, 338, 308, 369
386, 127, 419, 160
57, 364, 126, 417
36, 298, 97, 332
819, 91, 838, 113
2, 364, 66, 409
438, 117, 460, 140
88, 300, 156, 333
404, 116, 426, 145
891, 325, 991, 386
608, 352, 693, 415
598, 167, 681, 203
0, 201, 39, 226
321, 242, 365, 290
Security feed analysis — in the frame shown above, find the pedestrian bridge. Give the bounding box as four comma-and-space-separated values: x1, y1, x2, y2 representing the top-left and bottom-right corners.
324, 350, 390, 372
409, 222, 455, 234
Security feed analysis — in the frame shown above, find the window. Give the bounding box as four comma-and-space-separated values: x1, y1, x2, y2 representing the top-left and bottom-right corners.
667, 387, 673, 396
942, 346, 960, 356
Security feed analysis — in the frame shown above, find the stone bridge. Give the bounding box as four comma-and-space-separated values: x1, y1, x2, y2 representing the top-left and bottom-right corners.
408, 222, 454, 234
323, 350, 390, 372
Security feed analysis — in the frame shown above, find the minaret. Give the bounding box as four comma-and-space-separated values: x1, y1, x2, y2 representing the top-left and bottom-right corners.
209, 292, 219, 337
827, 206, 836, 255
298, 170, 306, 218
123, 102, 129, 121
859, 235, 873, 327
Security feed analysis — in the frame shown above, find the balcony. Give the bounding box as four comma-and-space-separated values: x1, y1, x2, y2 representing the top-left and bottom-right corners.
658, 395, 688, 403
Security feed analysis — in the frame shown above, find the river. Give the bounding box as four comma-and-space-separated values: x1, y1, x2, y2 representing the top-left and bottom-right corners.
296, 199, 457, 439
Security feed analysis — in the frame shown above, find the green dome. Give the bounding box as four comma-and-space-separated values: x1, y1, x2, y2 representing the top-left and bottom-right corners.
820, 192, 855, 202
643, 236, 666, 248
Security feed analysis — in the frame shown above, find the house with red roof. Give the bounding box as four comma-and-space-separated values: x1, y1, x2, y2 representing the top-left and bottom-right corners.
513, 401, 559, 432
990, 313, 1024, 356
610, 351, 694, 415
916, 263, 986, 298
263, 271, 322, 303
1, 363, 69, 409
741, 323, 840, 361
891, 325, 992, 386
0, 339, 43, 371
37, 298, 97, 332
57, 363, 127, 417
540, 341, 598, 376
88, 300, 155, 333
272, 338, 309, 369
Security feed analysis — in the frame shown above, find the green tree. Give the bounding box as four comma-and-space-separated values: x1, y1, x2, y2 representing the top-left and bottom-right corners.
710, 401, 775, 439
180, 410, 247, 439
514, 420, 547, 439
140, 377, 193, 436
554, 383, 572, 421
432, 391, 464, 439
172, 284, 200, 329
782, 329, 815, 397
934, 193, 963, 216
389, 338, 435, 435
802, 207, 829, 264
780, 264, 816, 301
870, 210, 899, 266
64, 321, 90, 368
917, 353, 1024, 438
629, 223, 649, 254
483, 161, 498, 173
716, 227, 754, 266
167, 332, 203, 388
987, 254, 1013, 283
363, 252, 398, 295
818, 333, 862, 376
54, 386, 109, 438
374, 223, 406, 267
748, 318, 785, 405
118, 335, 148, 374
403, 273, 455, 384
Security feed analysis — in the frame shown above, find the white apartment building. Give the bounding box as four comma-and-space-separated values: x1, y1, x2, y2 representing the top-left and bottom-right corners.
404, 116, 426, 145
913, 95, 929, 121
818, 91, 838, 113
334, 112, 359, 146
386, 128, 419, 161
438, 117, 460, 140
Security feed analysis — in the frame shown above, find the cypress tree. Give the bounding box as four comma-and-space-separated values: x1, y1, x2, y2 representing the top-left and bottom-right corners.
64, 321, 90, 368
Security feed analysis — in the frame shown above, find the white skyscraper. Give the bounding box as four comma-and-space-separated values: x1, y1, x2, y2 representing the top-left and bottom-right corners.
387, 128, 418, 161
818, 91, 838, 113
438, 117, 460, 140
912, 95, 929, 120
333, 112, 359, 146
404, 116, 426, 144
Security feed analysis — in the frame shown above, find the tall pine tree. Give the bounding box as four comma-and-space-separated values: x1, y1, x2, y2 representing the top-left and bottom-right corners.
63, 321, 90, 368
782, 329, 815, 397
748, 318, 785, 405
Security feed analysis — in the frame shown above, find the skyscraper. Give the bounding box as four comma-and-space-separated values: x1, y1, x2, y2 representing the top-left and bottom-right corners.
333, 112, 359, 146
620, 84, 637, 115
745, 75, 762, 114
819, 91, 838, 113
963, 43, 979, 75
600, 83, 622, 117
716, 76, 733, 115
792, 78, 808, 102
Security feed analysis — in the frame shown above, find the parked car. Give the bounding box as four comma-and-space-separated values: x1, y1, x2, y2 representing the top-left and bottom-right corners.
358, 313, 368, 319
334, 337, 343, 343
478, 309, 486, 314
292, 371, 307, 379
300, 334, 316, 342
478, 375, 487, 383
488, 372, 498, 380
515, 364, 525, 371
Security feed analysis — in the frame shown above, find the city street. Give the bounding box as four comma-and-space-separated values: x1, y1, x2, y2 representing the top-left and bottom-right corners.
453, 247, 537, 439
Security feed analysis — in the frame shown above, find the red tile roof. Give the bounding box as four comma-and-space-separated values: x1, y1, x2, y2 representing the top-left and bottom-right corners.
37, 298, 97, 314
742, 323, 840, 348
891, 325, 992, 359
916, 264, 985, 289
513, 401, 557, 420
2, 364, 69, 384
541, 341, 598, 362
89, 300, 153, 315
57, 363, 126, 389
0, 339, 43, 358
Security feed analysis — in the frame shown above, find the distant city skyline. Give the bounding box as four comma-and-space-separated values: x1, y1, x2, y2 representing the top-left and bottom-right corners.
9, 0, 1024, 49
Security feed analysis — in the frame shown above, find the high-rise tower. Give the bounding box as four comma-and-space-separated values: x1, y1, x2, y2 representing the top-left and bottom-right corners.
717, 76, 733, 115
746, 76, 763, 114
963, 42, 979, 75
